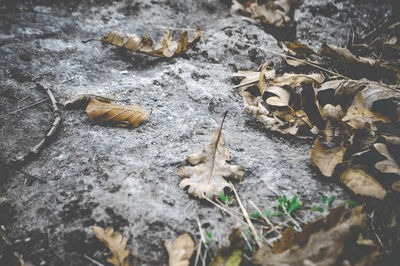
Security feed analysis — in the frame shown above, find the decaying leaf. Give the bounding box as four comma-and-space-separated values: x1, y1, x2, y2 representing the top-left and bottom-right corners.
253, 206, 378, 266
339, 166, 387, 200
319, 43, 400, 82
101, 26, 203, 57
86, 99, 149, 127
374, 143, 400, 176
230, 0, 298, 28
392, 180, 400, 192
92, 226, 130, 266
310, 139, 346, 177
164, 233, 195, 266
210, 228, 244, 266
177, 114, 244, 199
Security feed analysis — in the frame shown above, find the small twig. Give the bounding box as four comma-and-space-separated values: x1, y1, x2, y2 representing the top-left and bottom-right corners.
202, 248, 208, 266
131, 252, 160, 263
84, 255, 105, 266
10, 167, 47, 183
18, 95, 31, 103
194, 237, 202, 266
82, 39, 101, 43
369, 211, 387, 253
11, 83, 61, 166
203, 196, 248, 227
196, 216, 206, 245
0, 227, 12, 246
249, 200, 281, 237
230, 183, 263, 248
2, 98, 49, 116
59, 77, 75, 84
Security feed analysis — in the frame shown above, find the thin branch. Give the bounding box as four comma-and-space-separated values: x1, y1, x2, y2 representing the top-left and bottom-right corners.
203, 196, 248, 227
84, 255, 104, 266
2, 98, 49, 116
249, 200, 281, 237
230, 183, 263, 248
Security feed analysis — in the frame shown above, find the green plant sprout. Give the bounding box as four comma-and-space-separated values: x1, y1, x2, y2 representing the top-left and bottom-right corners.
277, 195, 302, 232
219, 191, 233, 205
311, 193, 336, 212
343, 200, 359, 207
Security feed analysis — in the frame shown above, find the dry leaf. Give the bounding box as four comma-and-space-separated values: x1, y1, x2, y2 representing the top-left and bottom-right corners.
92, 226, 130, 266
101, 26, 203, 58
373, 143, 400, 175
254, 206, 378, 266
318, 43, 400, 82
231, 0, 297, 28
177, 116, 244, 199
210, 228, 244, 266
310, 138, 346, 177
339, 166, 387, 200
392, 180, 400, 192
86, 99, 149, 127
164, 233, 195, 266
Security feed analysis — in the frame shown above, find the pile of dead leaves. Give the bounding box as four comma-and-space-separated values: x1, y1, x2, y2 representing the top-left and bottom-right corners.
101, 26, 203, 58
253, 206, 378, 266
234, 65, 400, 200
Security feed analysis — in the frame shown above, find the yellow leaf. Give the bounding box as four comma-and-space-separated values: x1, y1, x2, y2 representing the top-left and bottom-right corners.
164, 233, 195, 266
92, 226, 130, 266
86, 99, 149, 127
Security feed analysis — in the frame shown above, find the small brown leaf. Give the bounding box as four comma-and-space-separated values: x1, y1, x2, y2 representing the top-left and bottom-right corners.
92, 226, 130, 266
339, 166, 387, 200
310, 138, 346, 177
177, 120, 244, 199
86, 99, 149, 127
101, 26, 203, 58
164, 233, 195, 266
392, 180, 400, 192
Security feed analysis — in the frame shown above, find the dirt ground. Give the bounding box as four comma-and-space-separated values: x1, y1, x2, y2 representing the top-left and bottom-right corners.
0, 0, 398, 265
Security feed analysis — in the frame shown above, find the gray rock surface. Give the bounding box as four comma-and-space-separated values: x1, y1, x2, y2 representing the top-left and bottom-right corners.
0, 0, 392, 265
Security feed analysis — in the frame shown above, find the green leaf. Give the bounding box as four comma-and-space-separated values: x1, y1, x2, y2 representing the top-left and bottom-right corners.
288, 201, 301, 214
343, 200, 359, 207
290, 195, 298, 205
327, 195, 336, 207
271, 211, 283, 217
206, 231, 212, 239
311, 206, 324, 212
250, 211, 261, 219
263, 209, 271, 217
220, 191, 227, 203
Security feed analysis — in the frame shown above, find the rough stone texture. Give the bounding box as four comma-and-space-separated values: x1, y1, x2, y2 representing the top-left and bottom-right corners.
0, 0, 392, 265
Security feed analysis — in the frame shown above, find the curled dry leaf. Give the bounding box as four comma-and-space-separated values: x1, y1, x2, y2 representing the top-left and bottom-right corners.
254, 206, 378, 266
92, 226, 130, 266
339, 166, 387, 200
101, 26, 203, 58
230, 0, 298, 28
177, 114, 244, 199
210, 228, 244, 266
164, 233, 195, 266
310, 139, 346, 177
86, 99, 149, 127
